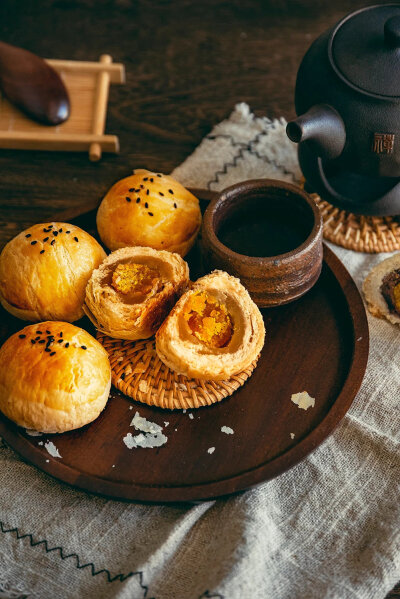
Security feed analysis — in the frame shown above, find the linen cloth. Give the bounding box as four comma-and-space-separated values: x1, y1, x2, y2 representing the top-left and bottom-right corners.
1, 103, 400, 599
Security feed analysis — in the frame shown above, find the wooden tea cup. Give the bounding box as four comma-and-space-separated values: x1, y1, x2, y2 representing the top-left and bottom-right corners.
201, 179, 323, 307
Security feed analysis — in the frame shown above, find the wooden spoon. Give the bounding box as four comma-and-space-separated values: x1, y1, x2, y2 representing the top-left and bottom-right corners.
0, 41, 70, 125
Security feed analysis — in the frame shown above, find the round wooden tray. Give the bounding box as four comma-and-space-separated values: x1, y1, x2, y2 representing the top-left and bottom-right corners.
0, 210, 369, 501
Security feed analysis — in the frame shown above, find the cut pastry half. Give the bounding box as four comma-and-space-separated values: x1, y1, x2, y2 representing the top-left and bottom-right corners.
84, 246, 189, 340
363, 253, 400, 325
155, 270, 265, 380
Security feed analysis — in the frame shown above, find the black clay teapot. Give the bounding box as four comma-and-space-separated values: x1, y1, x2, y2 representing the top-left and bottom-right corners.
287, 3, 400, 216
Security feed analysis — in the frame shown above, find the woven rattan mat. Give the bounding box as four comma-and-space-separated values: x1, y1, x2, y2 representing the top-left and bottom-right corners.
312, 193, 400, 253
97, 333, 258, 410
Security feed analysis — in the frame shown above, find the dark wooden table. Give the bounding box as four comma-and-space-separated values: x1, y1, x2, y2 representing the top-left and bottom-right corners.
0, 1, 398, 596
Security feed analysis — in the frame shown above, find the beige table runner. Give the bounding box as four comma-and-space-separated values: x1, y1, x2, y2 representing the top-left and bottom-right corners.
1, 103, 400, 599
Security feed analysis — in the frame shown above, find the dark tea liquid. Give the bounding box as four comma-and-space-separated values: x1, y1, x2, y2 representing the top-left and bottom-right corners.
217, 203, 310, 257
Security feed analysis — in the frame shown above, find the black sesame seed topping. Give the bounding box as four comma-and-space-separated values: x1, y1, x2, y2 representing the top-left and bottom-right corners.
43, 237, 49, 242
126, 197, 131, 202
45, 348, 51, 352
146, 189, 149, 195
168, 189, 174, 194
74, 237, 79, 242
50, 351, 56, 356
121, 373, 125, 380
36, 331, 42, 334
31, 339, 36, 344
25, 233, 31, 238
40, 250, 45, 254
143, 177, 148, 181
157, 174, 162, 177
136, 198, 140, 203
60, 332, 63, 337
66, 230, 70, 234
46, 330, 51, 334
81, 345, 87, 350
31, 240, 37, 245
52, 231, 58, 237
51, 239, 55, 245
43, 228, 49, 232
65, 342, 69, 348
145, 202, 148, 209
59, 228, 63, 233
48, 225, 53, 229
39, 339, 45, 344
140, 184, 144, 188
19, 334, 26, 339
174, 203, 177, 208
150, 178, 154, 182
57, 339, 63, 343
148, 212, 153, 216
129, 188, 134, 192
159, 192, 164, 196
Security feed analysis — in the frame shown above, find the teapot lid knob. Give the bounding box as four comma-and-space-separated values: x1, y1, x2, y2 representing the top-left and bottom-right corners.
384, 16, 400, 48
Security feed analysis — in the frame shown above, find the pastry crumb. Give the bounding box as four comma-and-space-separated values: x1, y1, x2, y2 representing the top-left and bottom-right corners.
164, 421, 169, 427
291, 391, 315, 410
188, 413, 194, 420
221, 426, 234, 435
123, 412, 168, 449
207, 447, 215, 454
290, 433, 295, 439
183, 409, 187, 413
44, 440, 62, 458
138, 380, 148, 393
25, 429, 43, 437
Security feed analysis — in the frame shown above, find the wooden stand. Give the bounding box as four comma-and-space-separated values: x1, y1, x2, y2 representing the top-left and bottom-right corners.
0, 55, 125, 161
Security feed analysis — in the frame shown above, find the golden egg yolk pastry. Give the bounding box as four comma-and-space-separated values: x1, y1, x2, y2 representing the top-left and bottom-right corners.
96, 169, 201, 257
0, 322, 111, 433
0, 222, 106, 323
84, 246, 189, 341
155, 270, 265, 380
363, 253, 400, 324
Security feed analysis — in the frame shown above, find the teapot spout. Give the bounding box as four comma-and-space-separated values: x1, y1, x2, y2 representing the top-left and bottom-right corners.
286, 104, 346, 160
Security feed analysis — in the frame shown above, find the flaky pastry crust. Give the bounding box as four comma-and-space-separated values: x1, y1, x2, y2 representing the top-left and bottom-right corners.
0, 322, 111, 433
0, 222, 106, 322
84, 246, 189, 340
96, 169, 201, 256
155, 270, 265, 380
363, 253, 400, 325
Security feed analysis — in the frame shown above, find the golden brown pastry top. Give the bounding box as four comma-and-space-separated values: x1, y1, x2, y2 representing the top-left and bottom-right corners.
96, 169, 201, 256
84, 246, 189, 341
0, 321, 111, 433
156, 270, 265, 380
0, 222, 106, 322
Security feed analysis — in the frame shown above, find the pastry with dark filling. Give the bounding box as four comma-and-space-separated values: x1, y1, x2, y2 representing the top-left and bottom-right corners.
363, 255, 400, 324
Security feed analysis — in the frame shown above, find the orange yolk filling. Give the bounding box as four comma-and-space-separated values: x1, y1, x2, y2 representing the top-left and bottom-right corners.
111, 263, 159, 295
184, 291, 233, 348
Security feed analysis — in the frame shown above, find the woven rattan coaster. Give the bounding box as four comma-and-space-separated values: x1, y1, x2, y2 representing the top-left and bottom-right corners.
312, 193, 400, 253
97, 333, 258, 410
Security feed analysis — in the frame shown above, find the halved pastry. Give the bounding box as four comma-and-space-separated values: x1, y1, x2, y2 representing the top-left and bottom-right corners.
363, 253, 400, 324
155, 270, 265, 381
84, 246, 189, 340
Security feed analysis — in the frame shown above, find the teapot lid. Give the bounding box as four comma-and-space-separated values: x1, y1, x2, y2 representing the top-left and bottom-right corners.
329, 4, 400, 99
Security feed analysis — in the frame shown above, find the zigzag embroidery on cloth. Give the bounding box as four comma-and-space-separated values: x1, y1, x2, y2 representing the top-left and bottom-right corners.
205, 128, 297, 189
0, 521, 151, 598
198, 591, 225, 599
